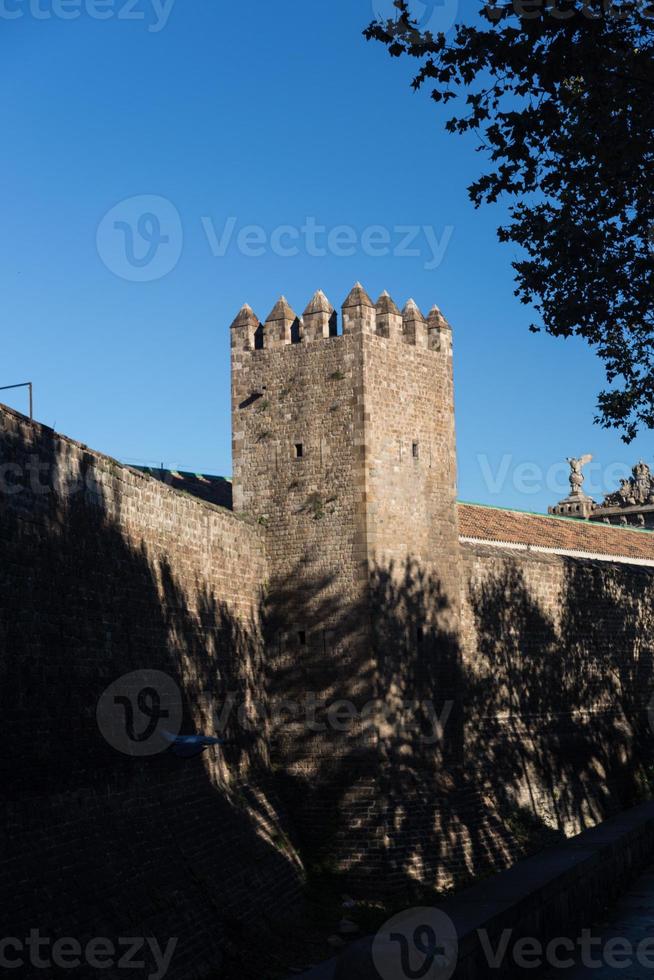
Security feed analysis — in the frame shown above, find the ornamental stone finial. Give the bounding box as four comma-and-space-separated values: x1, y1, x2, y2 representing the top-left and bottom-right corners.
566, 454, 593, 497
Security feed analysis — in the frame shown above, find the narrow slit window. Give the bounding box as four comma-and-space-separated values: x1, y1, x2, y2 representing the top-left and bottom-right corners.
298, 630, 307, 646
412, 441, 420, 460
294, 443, 304, 459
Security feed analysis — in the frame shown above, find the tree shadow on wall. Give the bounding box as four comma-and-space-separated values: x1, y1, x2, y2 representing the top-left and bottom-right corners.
263, 555, 519, 903
264, 550, 654, 904
464, 556, 654, 840
0, 416, 303, 980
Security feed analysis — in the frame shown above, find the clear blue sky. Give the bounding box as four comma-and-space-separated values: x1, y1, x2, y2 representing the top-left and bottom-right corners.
1, 0, 648, 513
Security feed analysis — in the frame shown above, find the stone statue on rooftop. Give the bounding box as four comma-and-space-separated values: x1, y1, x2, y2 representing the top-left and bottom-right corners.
634, 460, 652, 503
567, 454, 593, 496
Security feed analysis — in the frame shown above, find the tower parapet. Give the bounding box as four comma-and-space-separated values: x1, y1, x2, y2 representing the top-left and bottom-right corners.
230, 284, 453, 353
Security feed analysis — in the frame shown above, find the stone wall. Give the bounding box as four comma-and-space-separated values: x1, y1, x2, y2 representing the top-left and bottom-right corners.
460, 541, 654, 841
0, 404, 303, 980
308, 539, 654, 896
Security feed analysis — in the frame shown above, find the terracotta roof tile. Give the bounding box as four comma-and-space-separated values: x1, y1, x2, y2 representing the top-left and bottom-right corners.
458, 502, 654, 562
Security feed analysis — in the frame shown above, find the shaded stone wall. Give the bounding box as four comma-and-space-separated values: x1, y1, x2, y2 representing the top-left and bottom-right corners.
230, 296, 378, 895
349, 301, 463, 892
460, 541, 654, 841
313, 543, 654, 896
0, 404, 303, 980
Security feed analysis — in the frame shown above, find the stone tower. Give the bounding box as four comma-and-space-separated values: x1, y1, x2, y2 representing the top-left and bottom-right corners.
231, 282, 459, 629
230, 283, 461, 884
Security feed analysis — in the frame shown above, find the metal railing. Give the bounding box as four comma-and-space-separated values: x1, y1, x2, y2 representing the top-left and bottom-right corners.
0, 382, 33, 420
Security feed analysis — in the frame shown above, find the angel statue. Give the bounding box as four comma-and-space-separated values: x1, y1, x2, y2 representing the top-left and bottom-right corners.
567, 454, 593, 496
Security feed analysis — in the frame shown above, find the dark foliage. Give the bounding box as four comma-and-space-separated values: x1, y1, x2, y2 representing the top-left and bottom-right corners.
365, 0, 654, 440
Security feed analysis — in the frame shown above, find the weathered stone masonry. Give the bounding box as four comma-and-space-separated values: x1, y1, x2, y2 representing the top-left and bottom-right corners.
460, 538, 654, 840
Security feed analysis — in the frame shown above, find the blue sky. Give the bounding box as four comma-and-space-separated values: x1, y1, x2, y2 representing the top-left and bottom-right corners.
0, 0, 648, 513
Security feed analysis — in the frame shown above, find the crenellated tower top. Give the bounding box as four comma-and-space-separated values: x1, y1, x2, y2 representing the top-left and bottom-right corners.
230, 282, 452, 355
